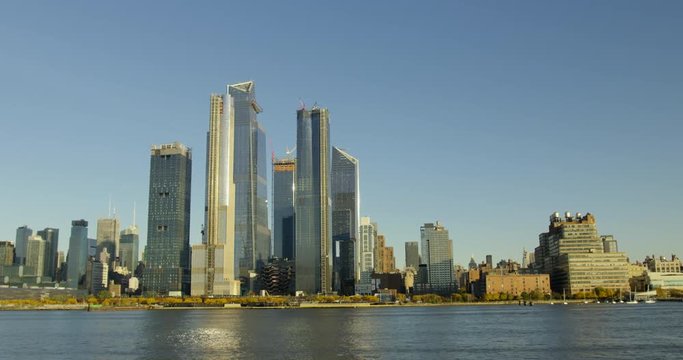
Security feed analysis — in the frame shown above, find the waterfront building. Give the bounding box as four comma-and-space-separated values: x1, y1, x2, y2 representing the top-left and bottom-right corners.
67, 220, 89, 289
25, 235, 46, 277
119, 225, 139, 272
0, 241, 14, 266
14, 226, 33, 265
260, 257, 295, 295
644, 255, 681, 273
331, 147, 359, 295
534, 212, 629, 295
229, 81, 270, 291
405, 241, 420, 269
273, 157, 296, 260
420, 222, 454, 294
295, 106, 331, 295
36, 228, 59, 280
601, 235, 618, 253
356, 217, 376, 294
191, 89, 240, 296
144, 142, 192, 295
476, 273, 550, 298
96, 217, 120, 266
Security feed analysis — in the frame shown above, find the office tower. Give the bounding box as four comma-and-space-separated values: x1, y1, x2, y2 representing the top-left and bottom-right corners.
119, 225, 139, 272
383, 246, 395, 273
485, 255, 493, 269
37, 228, 59, 280
144, 142, 192, 295
534, 212, 629, 295
88, 238, 97, 257
230, 81, 271, 291
273, 157, 296, 260
331, 147, 359, 295
375, 234, 386, 273
295, 106, 331, 295
601, 235, 618, 253
55, 251, 66, 282
420, 222, 454, 294
14, 226, 32, 265
192, 91, 240, 296
0, 241, 15, 266
356, 217, 376, 294
67, 220, 89, 289
405, 241, 420, 269
86, 256, 108, 295
97, 217, 120, 267
25, 235, 46, 276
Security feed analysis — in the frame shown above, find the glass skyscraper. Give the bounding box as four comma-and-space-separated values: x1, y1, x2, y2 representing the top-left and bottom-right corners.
273, 157, 296, 261
295, 107, 331, 295
230, 81, 270, 291
36, 227, 59, 280
144, 142, 192, 295
67, 219, 89, 289
331, 147, 359, 295
119, 225, 139, 272
420, 222, 454, 294
14, 225, 32, 265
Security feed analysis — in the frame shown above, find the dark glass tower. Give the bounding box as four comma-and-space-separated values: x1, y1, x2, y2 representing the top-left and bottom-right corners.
331, 147, 359, 295
144, 142, 192, 295
67, 220, 88, 289
36, 228, 59, 280
230, 81, 271, 292
273, 157, 296, 260
295, 107, 331, 295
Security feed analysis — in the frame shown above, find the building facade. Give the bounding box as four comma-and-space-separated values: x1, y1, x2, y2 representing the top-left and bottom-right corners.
119, 225, 139, 272
144, 142, 192, 295
14, 226, 32, 265
96, 218, 120, 267
644, 255, 681, 273
331, 147, 360, 295
67, 220, 89, 289
405, 241, 420, 269
476, 273, 551, 298
0, 241, 15, 266
191, 89, 240, 296
356, 217, 376, 294
534, 212, 629, 295
273, 157, 296, 260
295, 107, 331, 295
36, 228, 58, 281
420, 222, 454, 294
230, 81, 270, 291
25, 235, 46, 277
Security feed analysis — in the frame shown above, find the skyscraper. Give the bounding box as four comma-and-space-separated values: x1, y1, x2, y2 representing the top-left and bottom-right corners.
273, 157, 296, 260
356, 217, 376, 294
119, 225, 139, 272
67, 220, 89, 289
14, 225, 32, 265
36, 228, 59, 280
331, 147, 359, 295
191, 90, 240, 296
420, 222, 454, 294
0, 241, 14, 266
295, 107, 331, 295
230, 81, 270, 291
96, 218, 120, 266
405, 241, 420, 269
25, 235, 46, 277
144, 142, 192, 295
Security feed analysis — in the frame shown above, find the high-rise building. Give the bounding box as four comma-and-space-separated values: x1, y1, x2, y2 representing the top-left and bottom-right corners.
601, 235, 618, 253
420, 222, 454, 294
119, 225, 139, 272
375, 234, 386, 273
230, 81, 271, 291
144, 142, 192, 295
273, 157, 296, 260
331, 147, 360, 295
356, 217, 376, 294
0, 241, 15, 266
295, 107, 331, 295
405, 241, 420, 269
25, 235, 46, 277
36, 228, 59, 280
534, 212, 629, 295
67, 220, 89, 289
14, 225, 32, 265
96, 218, 120, 266
192, 90, 240, 296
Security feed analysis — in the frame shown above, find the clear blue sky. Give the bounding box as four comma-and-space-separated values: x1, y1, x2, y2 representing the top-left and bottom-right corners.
1, 1, 681, 267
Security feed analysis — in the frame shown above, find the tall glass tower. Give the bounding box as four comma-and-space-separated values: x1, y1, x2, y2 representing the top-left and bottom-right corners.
67, 220, 88, 289
144, 142, 192, 295
331, 147, 359, 295
36, 227, 59, 280
230, 81, 270, 292
273, 157, 296, 260
420, 222, 454, 294
295, 107, 331, 295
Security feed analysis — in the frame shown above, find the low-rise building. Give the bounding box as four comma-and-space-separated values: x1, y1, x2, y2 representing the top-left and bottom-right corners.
476, 273, 550, 298
644, 255, 681, 273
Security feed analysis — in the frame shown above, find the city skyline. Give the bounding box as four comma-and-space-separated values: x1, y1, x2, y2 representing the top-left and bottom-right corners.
1, 2, 682, 269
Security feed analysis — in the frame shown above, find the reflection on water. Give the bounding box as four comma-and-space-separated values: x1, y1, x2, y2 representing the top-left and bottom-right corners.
1, 304, 682, 359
